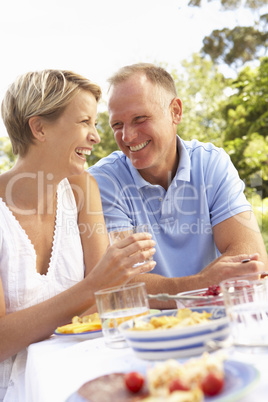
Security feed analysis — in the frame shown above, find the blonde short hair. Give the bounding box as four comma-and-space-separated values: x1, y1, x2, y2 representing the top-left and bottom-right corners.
1, 69, 102, 156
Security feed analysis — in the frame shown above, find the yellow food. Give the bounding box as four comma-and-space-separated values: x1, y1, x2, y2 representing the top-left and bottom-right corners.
146, 352, 225, 401
56, 313, 101, 334
130, 308, 212, 331
143, 388, 203, 402
108, 310, 149, 328
71, 312, 100, 324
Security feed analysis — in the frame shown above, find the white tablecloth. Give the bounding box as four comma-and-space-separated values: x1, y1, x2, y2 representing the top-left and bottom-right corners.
23, 335, 268, 402
25, 336, 151, 402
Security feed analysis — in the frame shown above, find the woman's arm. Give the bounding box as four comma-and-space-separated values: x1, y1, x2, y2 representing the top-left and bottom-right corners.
69, 172, 109, 276
0, 273, 95, 362
0, 231, 156, 362
0, 277, 5, 318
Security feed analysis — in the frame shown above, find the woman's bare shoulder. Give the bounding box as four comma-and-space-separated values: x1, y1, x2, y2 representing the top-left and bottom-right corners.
68, 171, 98, 188
67, 172, 101, 211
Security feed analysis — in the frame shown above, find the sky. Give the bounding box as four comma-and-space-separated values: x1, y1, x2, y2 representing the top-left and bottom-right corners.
0, 0, 266, 137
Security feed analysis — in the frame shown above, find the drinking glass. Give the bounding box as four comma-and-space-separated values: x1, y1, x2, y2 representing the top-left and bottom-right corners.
220, 272, 268, 349
108, 224, 153, 269
94, 282, 150, 348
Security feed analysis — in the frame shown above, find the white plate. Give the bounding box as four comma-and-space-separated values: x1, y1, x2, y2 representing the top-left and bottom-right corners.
119, 307, 230, 360
53, 329, 103, 341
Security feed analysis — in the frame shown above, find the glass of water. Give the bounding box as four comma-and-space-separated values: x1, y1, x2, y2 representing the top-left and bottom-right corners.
108, 224, 153, 269
220, 272, 268, 350
94, 282, 150, 348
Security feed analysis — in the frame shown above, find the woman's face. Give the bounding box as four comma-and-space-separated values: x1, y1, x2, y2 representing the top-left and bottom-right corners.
42, 90, 100, 177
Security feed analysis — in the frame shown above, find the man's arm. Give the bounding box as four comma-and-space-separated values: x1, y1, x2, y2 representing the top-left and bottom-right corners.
131, 211, 267, 309
194, 210, 268, 287
132, 254, 265, 309
213, 211, 267, 264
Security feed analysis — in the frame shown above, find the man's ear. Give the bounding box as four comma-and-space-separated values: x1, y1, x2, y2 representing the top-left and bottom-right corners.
28, 116, 46, 142
171, 98, 182, 124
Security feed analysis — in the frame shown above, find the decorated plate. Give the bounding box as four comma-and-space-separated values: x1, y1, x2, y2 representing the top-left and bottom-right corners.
66, 360, 259, 401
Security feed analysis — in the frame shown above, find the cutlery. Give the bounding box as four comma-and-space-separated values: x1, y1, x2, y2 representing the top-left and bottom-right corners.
147, 293, 222, 302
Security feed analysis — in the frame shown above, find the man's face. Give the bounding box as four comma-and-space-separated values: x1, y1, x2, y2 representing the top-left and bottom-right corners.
108, 73, 182, 184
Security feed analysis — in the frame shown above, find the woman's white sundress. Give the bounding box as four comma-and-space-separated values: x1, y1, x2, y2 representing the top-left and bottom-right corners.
0, 178, 85, 401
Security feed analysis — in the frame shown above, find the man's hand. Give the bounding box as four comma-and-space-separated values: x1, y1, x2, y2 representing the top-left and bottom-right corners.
197, 253, 264, 287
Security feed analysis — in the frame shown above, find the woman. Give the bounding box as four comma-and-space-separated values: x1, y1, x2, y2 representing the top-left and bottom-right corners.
0, 70, 156, 400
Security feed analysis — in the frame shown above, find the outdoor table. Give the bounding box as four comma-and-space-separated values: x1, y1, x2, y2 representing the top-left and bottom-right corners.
23, 334, 268, 402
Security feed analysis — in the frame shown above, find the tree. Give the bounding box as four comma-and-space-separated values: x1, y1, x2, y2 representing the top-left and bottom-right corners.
171, 54, 229, 146
188, 0, 268, 10
188, 0, 268, 70
86, 110, 119, 167
222, 57, 268, 195
202, 25, 268, 68
0, 137, 16, 173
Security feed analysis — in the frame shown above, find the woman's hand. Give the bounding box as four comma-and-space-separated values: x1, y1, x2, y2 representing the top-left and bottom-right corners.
87, 232, 156, 290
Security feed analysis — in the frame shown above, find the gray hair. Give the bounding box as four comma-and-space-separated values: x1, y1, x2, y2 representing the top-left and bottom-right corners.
107, 63, 177, 111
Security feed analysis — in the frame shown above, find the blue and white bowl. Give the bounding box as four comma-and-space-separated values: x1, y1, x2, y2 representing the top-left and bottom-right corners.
119, 307, 229, 360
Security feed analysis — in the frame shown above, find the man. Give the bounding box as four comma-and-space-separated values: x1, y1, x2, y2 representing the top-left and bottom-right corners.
89, 63, 267, 299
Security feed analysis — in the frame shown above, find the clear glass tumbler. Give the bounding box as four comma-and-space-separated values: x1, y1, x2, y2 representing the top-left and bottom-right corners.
220, 272, 268, 349
94, 282, 150, 348
108, 224, 153, 269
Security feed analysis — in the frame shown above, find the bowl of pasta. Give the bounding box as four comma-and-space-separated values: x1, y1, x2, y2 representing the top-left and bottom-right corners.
119, 307, 229, 360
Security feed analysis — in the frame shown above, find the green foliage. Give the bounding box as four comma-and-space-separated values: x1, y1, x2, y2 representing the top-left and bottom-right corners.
222, 57, 268, 194
0, 137, 16, 173
86, 110, 119, 167
196, 0, 268, 69
188, 0, 268, 10
202, 26, 268, 67
246, 1, 268, 9
224, 58, 268, 140
250, 193, 268, 251
171, 54, 229, 146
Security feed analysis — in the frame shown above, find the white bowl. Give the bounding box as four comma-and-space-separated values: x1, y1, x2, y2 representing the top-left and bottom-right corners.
119, 307, 229, 360
175, 288, 224, 309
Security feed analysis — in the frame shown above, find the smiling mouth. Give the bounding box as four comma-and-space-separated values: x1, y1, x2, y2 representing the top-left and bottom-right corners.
129, 141, 150, 152
75, 147, 92, 157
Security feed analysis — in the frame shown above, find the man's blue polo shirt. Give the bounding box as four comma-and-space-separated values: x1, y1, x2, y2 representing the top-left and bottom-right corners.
89, 137, 252, 277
